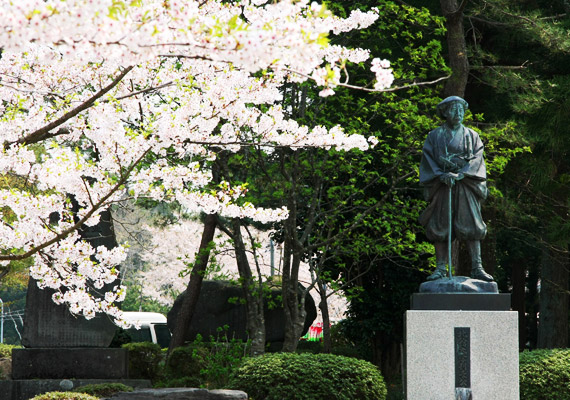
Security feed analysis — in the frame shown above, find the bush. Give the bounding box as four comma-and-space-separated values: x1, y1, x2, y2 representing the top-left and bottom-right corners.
30, 392, 99, 400
296, 340, 323, 354
0, 344, 19, 358
122, 341, 163, 381
164, 342, 209, 380
520, 348, 570, 400
158, 331, 249, 389
230, 353, 387, 400
328, 321, 374, 361
74, 383, 134, 397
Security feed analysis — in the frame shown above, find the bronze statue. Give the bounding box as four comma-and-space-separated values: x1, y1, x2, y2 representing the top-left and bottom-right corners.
419, 96, 493, 282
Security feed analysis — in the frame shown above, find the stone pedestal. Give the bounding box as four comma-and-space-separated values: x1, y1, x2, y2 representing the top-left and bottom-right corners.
405, 302, 519, 399
411, 293, 511, 311
12, 348, 128, 380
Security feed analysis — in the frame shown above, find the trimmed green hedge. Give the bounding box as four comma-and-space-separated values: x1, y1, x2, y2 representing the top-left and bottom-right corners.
30, 392, 99, 400
230, 353, 387, 400
122, 341, 164, 381
520, 349, 570, 400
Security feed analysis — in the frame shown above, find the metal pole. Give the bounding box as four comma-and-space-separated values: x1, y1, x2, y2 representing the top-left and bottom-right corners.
0, 298, 4, 343
270, 239, 275, 277
448, 185, 453, 279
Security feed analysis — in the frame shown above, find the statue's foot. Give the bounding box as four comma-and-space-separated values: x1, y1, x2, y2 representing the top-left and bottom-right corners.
471, 266, 494, 282
427, 268, 447, 281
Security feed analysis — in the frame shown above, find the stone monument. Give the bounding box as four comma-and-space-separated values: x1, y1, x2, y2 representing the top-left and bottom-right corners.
168, 280, 316, 345
404, 97, 519, 399
2, 208, 150, 400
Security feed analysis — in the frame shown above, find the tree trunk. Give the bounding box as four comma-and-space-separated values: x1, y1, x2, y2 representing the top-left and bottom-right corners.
527, 263, 539, 349
440, 0, 470, 98
281, 251, 307, 352
511, 258, 527, 350
281, 194, 307, 353
318, 280, 332, 353
372, 333, 401, 383
168, 213, 217, 353
537, 246, 569, 348
231, 218, 266, 357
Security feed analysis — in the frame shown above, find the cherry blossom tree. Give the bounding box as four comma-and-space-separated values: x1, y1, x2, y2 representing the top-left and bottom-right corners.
0, 0, 394, 325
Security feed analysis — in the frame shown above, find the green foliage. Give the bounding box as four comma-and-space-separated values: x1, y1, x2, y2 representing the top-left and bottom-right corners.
74, 383, 133, 397
159, 331, 250, 389
295, 340, 323, 354
329, 322, 372, 361
0, 344, 18, 379
120, 282, 170, 314
30, 392, 99, 400
230, 353, 387, 400
165, 339, 209, 378
0, 344, 19, 359
519, 349, 570, 400
122, 341, 163, 381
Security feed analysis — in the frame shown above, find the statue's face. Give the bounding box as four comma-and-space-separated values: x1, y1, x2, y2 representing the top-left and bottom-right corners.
445, 102, 464, 125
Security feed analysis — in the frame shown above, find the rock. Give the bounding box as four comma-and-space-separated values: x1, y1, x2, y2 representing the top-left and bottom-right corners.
21, 280, 117, 348
419, 276, 498, 293
59, 380, 74, 391
168, 280, 316, 343
22, 208, 118, 348
109, 388, 247, 399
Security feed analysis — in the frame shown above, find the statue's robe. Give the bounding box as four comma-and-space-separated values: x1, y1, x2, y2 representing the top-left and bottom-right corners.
419, 125, 487, 242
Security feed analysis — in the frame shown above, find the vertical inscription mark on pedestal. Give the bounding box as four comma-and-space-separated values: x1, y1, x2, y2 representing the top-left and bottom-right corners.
455, 327, 471, 388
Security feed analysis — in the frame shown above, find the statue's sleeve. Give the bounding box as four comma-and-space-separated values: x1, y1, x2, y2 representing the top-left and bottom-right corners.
419, 130, 443, 184
460, 129, 486, 180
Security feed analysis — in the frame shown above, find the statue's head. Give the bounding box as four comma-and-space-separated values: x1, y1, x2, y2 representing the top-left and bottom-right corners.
436, 96, 468, 122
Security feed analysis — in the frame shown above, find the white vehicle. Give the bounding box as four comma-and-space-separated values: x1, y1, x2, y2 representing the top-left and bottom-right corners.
121, 312, 171, 348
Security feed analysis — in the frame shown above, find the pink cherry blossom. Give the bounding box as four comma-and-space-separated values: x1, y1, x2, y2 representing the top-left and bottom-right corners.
0, 0, 393, 322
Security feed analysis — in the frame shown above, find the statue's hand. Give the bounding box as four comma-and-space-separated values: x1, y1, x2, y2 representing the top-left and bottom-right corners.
439, 172, 465, 187
450, 156, 468, 168
439, 156, 460, 172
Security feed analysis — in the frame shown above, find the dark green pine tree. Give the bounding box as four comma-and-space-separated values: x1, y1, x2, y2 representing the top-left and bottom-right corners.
408, 0, 570, 348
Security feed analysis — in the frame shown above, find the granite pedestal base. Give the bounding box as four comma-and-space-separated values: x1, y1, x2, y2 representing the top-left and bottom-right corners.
405, 310, 519, 399
0, 379, 151, 400
12, 348, 128, 379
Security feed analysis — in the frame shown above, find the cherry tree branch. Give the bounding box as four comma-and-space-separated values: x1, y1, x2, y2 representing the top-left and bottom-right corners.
5, 66, 134, 149
0, 147, 151, 261
286, 68, 450, 93
113, 81, 174, 101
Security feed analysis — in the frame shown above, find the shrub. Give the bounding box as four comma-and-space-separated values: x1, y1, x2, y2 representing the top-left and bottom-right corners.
520, 348, 570, 400
329, 322, 373, 361
30, 392, 98, 400
296, 340, 323, 354
159, 331, 249, 389
122, 341, 163, 381
74, 383, 134, 397
0, 344, 19, 359
164, 341, 209, 380
230, 353, 387, 400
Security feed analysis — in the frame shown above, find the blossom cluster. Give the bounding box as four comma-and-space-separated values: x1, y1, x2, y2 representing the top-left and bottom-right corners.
0, 0, 393, 321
